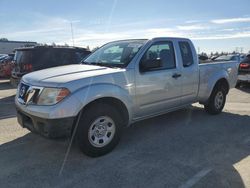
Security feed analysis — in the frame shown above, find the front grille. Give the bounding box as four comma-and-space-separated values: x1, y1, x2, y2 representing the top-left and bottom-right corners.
18, 83, 42, 105
18, 83, 29, 102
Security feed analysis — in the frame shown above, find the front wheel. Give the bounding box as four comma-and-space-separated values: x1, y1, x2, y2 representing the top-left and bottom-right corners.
204, 85, 227, 115
76, 103, 122, 157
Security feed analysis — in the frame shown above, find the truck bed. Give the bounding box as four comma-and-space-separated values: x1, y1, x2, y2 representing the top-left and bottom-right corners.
198, 61, 238, 103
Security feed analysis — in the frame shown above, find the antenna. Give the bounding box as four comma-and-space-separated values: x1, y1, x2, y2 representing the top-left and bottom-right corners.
70, 22, 75, 47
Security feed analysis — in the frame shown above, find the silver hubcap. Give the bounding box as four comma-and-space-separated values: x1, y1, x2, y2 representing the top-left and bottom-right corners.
88, 116, 116, 148
214, 91, 224, 109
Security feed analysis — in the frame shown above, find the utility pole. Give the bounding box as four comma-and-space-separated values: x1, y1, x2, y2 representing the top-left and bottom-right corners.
235, 47, 239, 53
70, 22, 75, 47
240, 47, 243, 54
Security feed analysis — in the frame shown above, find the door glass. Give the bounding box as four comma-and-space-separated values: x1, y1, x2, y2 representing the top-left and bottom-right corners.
140, 42, 176, 71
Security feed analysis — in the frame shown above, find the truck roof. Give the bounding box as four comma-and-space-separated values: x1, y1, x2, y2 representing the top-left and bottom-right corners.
108, 37, 190, 42
151, 37, 191, 41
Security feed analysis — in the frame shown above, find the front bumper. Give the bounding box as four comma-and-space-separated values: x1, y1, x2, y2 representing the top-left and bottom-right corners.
238, 74, 250, 82
16, 107, 75, 138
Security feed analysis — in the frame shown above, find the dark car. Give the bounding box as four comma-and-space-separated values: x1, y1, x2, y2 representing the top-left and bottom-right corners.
0, 54, 14, 78
237, 54, 250, 86
198, 54, 209, 64
10, 46, 91, 86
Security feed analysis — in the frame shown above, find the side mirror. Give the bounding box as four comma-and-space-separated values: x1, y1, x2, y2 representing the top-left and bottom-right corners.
140, 58, 162, 72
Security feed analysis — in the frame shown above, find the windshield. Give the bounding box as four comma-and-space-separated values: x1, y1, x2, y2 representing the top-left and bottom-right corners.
83, 40, 147, 68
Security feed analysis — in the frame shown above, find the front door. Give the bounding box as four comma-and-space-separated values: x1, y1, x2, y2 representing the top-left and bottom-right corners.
135, 41, 182, 118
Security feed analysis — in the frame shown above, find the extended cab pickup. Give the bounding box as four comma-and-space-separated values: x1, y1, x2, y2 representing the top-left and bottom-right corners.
15, 38, 238, 157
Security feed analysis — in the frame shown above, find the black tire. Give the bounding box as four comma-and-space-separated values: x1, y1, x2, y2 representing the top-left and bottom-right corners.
204, 85, 227, 115
235, 82, 241, 88
76, 103, 122, 157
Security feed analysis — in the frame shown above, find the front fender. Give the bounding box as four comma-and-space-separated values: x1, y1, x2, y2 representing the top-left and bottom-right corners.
72, 83, 134, 122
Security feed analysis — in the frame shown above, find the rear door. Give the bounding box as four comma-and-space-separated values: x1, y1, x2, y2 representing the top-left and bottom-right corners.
135, 40, 182, 117
178, 40, 199, 105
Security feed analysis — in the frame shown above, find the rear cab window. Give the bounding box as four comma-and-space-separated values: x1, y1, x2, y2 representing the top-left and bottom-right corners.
179, 41, 194, 67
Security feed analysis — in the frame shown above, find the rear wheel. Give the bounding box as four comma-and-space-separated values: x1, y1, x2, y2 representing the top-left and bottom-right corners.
204, 85, 227, 115
76, 103, 122, 157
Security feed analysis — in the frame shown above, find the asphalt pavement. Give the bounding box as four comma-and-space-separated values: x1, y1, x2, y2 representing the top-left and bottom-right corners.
0, 79, 250, 188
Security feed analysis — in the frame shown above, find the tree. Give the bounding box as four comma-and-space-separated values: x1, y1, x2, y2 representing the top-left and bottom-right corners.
0, 38, 8, 41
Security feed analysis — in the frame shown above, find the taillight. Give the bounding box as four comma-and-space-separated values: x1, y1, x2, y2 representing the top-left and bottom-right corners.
23, 64, 33, 71
239, 63, 250, 69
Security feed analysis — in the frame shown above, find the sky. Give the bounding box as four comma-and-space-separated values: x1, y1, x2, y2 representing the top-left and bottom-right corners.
0, 0, 250, 53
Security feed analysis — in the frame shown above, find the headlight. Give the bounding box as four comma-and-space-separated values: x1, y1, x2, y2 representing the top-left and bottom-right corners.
37, 87, 70, 105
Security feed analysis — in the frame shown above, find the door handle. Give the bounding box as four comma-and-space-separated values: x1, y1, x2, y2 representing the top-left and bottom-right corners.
172, 73, 181, 78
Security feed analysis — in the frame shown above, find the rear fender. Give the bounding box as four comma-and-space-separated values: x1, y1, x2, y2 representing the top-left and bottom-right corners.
199, 69, 229, 103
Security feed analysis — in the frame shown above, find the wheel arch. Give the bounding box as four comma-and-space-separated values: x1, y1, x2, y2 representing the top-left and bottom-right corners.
72, 96, 130, 134
84, 97, 129, 126
199, 77, 230, 105
213, 78, 230, 94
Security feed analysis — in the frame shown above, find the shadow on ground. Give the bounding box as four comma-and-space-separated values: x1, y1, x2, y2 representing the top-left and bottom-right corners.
0, 95, 16, 119
0, 106, 249, 188
236, 83, 250, 93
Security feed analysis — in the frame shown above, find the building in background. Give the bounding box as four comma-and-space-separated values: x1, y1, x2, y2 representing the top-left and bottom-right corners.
0, 40, 37, 54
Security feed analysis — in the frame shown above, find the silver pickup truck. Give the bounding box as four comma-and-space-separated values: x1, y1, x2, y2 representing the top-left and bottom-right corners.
15, 37, 238, 157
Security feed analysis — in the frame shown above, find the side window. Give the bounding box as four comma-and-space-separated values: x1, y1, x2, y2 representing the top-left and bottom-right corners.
140, 41, 176, 71
179, 41, 194, 67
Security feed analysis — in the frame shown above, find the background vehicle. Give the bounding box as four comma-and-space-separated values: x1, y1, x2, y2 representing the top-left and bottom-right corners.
11, 46, 91, 86
237, 54, 250, 86
240, 54, 246, 62
0, 54, 14, 78
15, 38, 238, 157
198, 54, 209, 64
0, 54, 8, 61
213, 54, 241, 65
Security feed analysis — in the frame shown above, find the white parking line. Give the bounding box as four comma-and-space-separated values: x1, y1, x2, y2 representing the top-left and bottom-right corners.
179, 168, 212, 188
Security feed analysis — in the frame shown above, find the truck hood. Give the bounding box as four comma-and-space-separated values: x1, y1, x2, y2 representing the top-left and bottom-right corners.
22, 64, 125, 87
